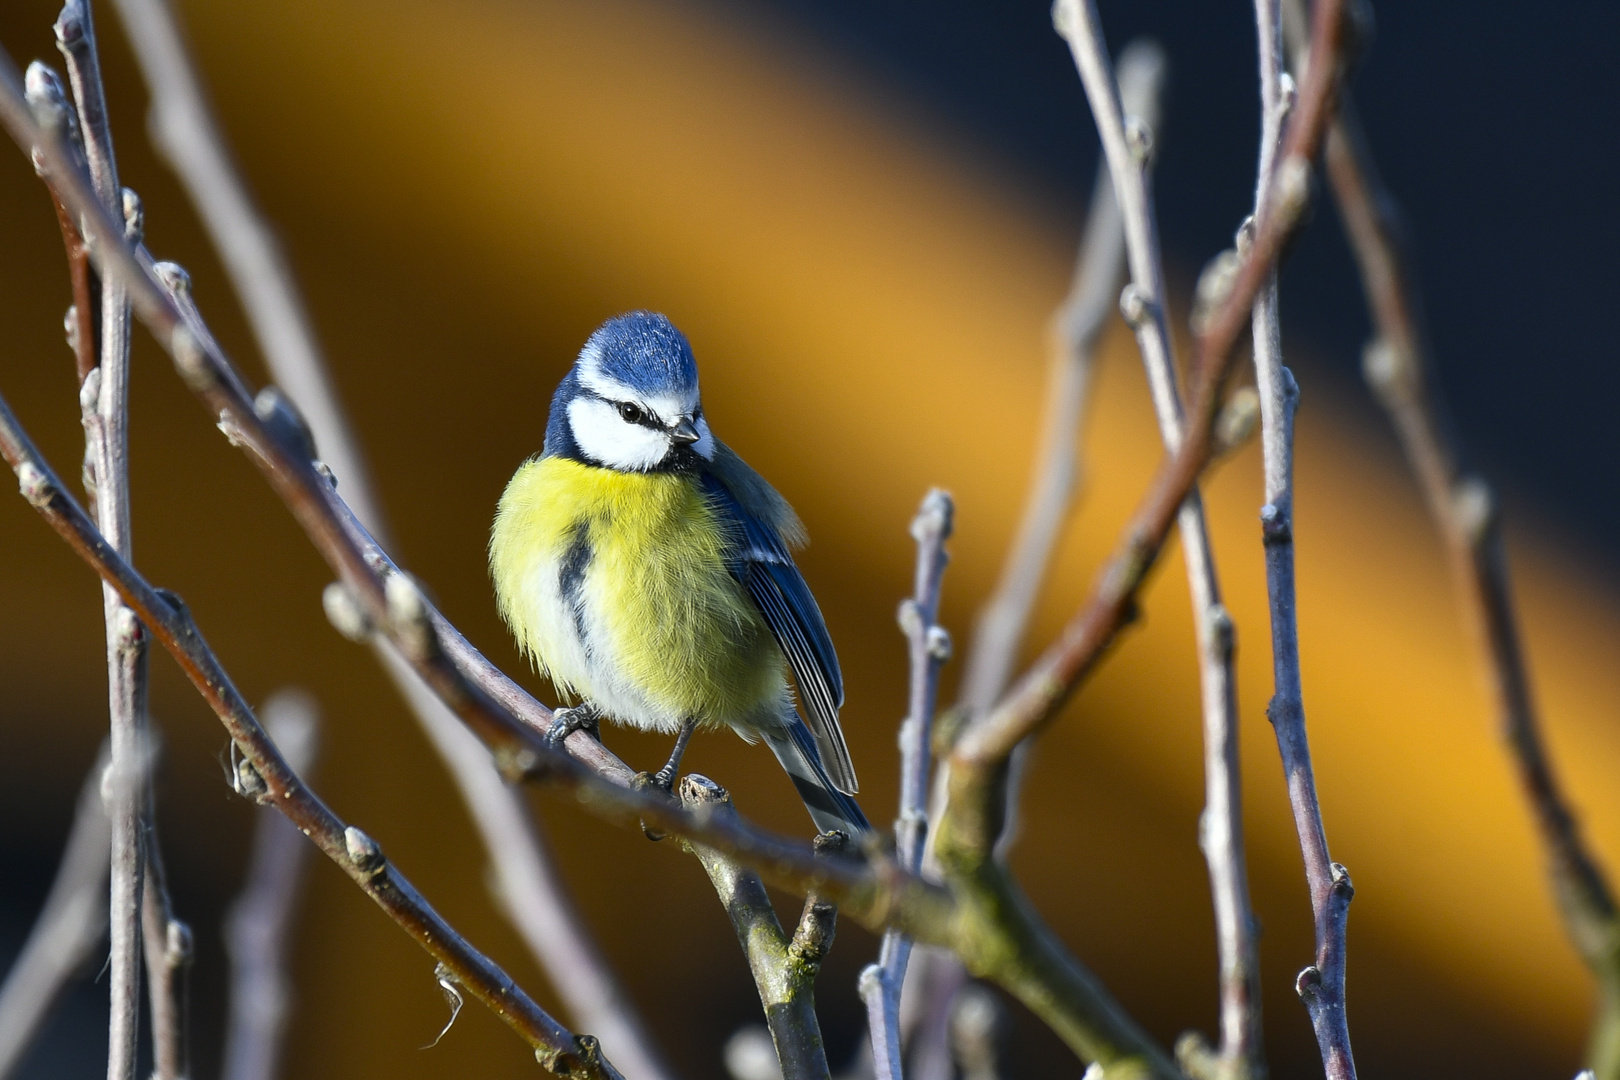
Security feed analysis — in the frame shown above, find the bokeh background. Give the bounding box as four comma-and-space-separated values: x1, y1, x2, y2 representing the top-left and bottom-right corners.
1, 1, 1618, 1077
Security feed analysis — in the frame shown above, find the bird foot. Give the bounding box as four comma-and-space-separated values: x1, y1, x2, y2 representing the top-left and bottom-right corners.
545, 703, 600, 751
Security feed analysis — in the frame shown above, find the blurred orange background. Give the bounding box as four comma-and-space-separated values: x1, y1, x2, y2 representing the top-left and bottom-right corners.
0, 1, 1616, 1077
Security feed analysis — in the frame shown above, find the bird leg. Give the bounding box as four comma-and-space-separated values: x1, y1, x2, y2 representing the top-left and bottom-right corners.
651, 718, 697, 792
545, 701, 600, 750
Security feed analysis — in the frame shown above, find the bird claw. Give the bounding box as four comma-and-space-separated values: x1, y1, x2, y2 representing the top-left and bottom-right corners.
545, 704, 599, 750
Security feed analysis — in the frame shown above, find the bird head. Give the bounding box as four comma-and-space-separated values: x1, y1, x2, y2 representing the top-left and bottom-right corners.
547, 311, 716, 472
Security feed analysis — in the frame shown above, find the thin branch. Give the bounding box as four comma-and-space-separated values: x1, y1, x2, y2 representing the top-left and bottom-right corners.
0, 398, 626, 1080
1061, 14, 1262, 1076
97, 3, 674, 1071
946, 986, 1007, 1080
221, 690, 320, 1080
1233, 3, 1356, 1079
48, 5, 147, 1077
0, 745, 110, 1080
141, 814, 192, 1080
1281, 0, 1618, 1074
861, 491, 953, 1080
681, 777, 832, 1080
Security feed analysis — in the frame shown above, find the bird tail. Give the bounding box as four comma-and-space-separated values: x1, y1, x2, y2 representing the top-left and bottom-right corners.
763, 716, 871, 837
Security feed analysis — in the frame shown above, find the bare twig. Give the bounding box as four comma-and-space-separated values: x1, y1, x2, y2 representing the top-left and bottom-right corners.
946, 986, 1007, 1080
221, 690, 319, 1080
0, 397, 626, 1080
1231, 4, 1356, 1079
48, 5, 148, 1076
98, 2, 674, 1070
141, 819, 192, 1080
1060, 12, 1262, 1076
682, 776, 833, 1080
1280, 0, 1618, 1073
0, 746, 110, 1080
861, 491, 953, 1080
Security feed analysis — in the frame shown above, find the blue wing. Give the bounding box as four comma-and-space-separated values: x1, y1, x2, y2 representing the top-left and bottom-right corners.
700, 456, 857, 794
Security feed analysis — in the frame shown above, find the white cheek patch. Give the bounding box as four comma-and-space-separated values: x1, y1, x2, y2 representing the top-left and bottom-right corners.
693, 415, 716, 460
568, 397, 671, 471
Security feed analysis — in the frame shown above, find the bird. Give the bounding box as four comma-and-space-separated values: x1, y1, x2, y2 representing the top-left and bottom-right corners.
489, 311, 868, 837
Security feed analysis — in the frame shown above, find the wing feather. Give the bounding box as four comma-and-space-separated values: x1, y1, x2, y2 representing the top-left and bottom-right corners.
700, 449, 856, 794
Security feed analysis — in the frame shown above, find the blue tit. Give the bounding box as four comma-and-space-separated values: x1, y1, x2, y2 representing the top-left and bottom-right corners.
489, 311, 868, 837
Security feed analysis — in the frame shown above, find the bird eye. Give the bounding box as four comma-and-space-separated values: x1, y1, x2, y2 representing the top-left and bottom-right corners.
616, 402, 645, 425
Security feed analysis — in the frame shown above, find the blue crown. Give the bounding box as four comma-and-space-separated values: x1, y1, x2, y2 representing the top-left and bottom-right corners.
580, 311, 698, 396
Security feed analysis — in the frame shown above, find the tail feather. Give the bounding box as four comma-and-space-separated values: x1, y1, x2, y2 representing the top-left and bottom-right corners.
763, 717, 870, 837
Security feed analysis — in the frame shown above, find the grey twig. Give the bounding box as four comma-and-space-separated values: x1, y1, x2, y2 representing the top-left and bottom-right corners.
0, 398, 625, 1080
48, 5, 148, 1076
221, 690, 319, 1080
681, 776, 834, 1080
1241, 3, 1355, 1079
1059, 11, 1262, 1077
0, 745, 110, 1080
141, 817, 192, 1080
860, 491, 953, 1080
101, 5, 670, 1069
1282, 0, 1614, 1074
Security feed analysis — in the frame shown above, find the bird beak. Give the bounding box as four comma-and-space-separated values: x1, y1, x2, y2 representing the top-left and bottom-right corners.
670, 418, 701, 445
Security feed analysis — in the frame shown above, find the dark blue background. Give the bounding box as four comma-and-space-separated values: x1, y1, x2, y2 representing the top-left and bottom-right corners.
726, 0, 1620, 546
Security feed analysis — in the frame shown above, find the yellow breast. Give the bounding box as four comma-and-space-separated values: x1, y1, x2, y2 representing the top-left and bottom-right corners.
489, 456, 786, 731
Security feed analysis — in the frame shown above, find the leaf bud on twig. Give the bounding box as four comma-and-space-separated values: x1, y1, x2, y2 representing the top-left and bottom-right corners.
1190, 249, 1242, 336
121, 188, 142, 242
1123, 114, 1153, 165
344, 826, 387, 875
1213, 387, 1261, 457
322, 581, 370, 641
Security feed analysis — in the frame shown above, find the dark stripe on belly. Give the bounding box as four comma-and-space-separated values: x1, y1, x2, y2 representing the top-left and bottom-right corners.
559, 521, 593, 652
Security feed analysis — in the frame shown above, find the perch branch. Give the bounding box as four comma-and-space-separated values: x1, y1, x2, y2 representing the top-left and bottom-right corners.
1062, 12, 1263, 1076
221, 690, 319, 1080
49, 5, 149, 1076
861, 491, 953, 1080
682, 776, 834, 1080
1281, 0, 1618, 1072
99, 1, 671, 1069
0, 396, 625, 1080
0, 746, 110, 1080
1242, 3, 1356, 1079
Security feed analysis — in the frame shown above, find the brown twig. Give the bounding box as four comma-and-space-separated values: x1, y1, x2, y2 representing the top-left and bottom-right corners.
47, 5, 149, 1075
221, 690, 319, 1080
681, 776, 835, 1080
860, 491, 953, 1080
0, 745, 110, 1080
1060, 11, 1263, 1075
0, 396, 626, 1080
1280, 0, 1619, 1073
